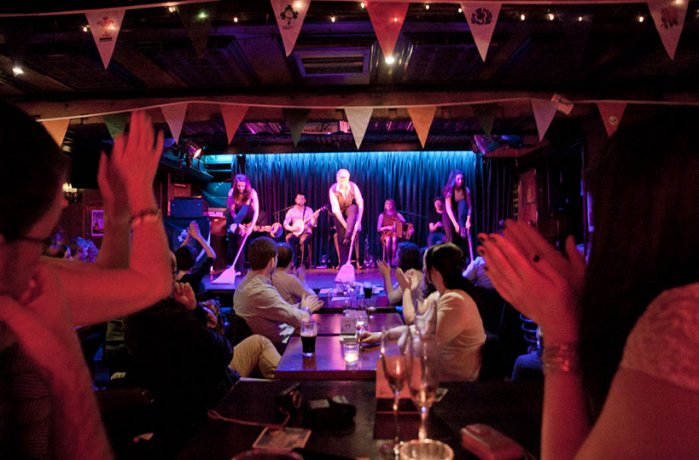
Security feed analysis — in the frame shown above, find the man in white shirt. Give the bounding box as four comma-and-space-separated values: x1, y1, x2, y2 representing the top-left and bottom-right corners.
328, 168, 364, 265
233, 237, 322, 346
271, 242, 315, 305
283, 192, 317, 269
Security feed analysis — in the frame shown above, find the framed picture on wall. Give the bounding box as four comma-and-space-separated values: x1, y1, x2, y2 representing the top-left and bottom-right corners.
91, 209, 104, 237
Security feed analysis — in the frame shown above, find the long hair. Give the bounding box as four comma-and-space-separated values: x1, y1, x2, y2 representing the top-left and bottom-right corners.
0, 101, 69, 240
424, 243, 480, 303
231, 173, 251, 204
443, 169, 465, 197
580, 106, 699, 421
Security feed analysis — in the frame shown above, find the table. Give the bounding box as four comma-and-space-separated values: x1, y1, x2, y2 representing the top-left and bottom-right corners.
310, 312, 404, 336
177, 379, 543, 460
319, 294, 396, 313
275, 337, 382, 381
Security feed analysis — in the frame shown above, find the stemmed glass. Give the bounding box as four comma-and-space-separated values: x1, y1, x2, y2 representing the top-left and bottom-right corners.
380, 328, 411, 458
408, 333, 440, 441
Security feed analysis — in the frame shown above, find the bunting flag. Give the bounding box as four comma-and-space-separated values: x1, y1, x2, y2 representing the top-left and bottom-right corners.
366, 2, 409, 58
550, 93, 574, 115
104, 113, 128, 140
85, 9, 125, 69
460, 2, 502, 62
41, 119, 71, 146
161, 103, 189, 144
597, 102, 627, 137
178, 3, 215, 57
530, 98, 558, 141
407, 106, 437, 148
344, 107, 374, 149
648, 0, 688, 60
220, 105, 249, 145
473, 104, 497, 136
283, 108, 311, 146
270, 0, 311, 56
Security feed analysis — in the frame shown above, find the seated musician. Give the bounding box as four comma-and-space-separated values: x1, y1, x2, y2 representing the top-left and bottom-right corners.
283, 192, 317, 269
376, 199, 406, 266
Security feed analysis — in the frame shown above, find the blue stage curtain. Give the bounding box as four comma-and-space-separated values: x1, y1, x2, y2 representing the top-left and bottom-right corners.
236, 151, 515, 266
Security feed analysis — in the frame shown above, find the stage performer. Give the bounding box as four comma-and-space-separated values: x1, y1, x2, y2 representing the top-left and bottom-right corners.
227, 173, 259, 273
427, 196, 446, 247
328, 168, 363, 266
377, 199, 406, 265
442, 169, 471, 252
283, 192, 317, 269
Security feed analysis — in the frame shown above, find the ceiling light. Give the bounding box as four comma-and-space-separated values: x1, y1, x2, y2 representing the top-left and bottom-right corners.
520, 13, 526, 21
385, 55, 396, 65
82, 25, 89, 32
546, 12, 555, 21
360, 2, 365, 9
233, 16, 239, 23
12, 65, 24, 76
330, 15, 336, 23
577, 16, 584, 22
167, 6, 177, 13
197, 10, 208, 20
458, 7, 463, 14
424, 3, 430, 10
637, 14, 645, 23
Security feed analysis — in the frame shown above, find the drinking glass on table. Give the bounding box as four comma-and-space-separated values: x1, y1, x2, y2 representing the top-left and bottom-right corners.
300, 320, 317, 358
407, 334, 440, 441
380, 328, 411, 459
354, 309, 368, 335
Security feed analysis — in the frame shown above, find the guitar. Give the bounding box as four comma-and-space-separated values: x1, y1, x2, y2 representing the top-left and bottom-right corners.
290, 205, 328, 237
231, 222, 283, 239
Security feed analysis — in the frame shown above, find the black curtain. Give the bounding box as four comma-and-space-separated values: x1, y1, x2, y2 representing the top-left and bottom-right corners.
203, 151, 515, 265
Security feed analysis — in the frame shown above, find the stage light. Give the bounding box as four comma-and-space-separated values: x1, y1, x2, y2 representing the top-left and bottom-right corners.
425, 3, 430, 10
384, 55, 396, 65
458, 7, 463, 14
12, 65, 24, 76
330, 15, 336, 23
546, 12, 555, 21
637, 14, 645, 23
167, 6, 177, 13
233, 16, 239, 23
520, 13, 526, 21
197, 10, 208, 20
577, 16, 584, 22
360, 2, 365, 9
82, 25, 89, 32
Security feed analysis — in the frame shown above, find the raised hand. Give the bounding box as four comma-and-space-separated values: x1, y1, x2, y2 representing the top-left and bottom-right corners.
173, 282, 197, 310
377, 260, 391, 277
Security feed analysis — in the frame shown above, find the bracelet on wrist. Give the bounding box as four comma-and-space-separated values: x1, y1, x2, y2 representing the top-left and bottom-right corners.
542, 342, 580, 375
129, 208, 162, 229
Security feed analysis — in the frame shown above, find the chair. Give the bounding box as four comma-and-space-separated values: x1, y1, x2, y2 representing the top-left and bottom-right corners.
226, 311, 253, 347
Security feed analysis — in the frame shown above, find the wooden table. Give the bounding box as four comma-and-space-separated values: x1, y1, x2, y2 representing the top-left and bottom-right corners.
318, 293, 396, 313
310, 312, 404, 336
275, 336, 382, 380
177, 379, 543, 460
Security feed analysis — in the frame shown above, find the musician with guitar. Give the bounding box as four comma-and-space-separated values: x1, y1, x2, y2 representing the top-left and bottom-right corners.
226, 173, 259, 273
282, 192, 325, 268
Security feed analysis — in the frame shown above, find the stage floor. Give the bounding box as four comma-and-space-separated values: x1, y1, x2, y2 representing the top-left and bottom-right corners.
201, 266, 386, 292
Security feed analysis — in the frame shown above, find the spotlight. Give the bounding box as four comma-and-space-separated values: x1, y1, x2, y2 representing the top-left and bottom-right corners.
82, 25, 89, 32
424, 3, 430, 10
360, 2, 365, 9
520, 13, 526, 21
546, 12, 555, 21
384, 55, 396, 65
330, 15, 336, 23
637, 14, 645, 23
197, 10, 208, 20
577, 16, 584, 22
12, 65, 24, 76
458, 7, 463, 14
233, 16, 239, 23
183, 139, 203, 161
167, 5, 177, 13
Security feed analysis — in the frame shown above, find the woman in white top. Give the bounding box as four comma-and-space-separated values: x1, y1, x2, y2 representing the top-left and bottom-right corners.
479, 107, 699, 459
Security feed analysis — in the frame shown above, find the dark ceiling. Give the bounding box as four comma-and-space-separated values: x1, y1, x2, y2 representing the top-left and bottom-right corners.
2, 0, 698, 156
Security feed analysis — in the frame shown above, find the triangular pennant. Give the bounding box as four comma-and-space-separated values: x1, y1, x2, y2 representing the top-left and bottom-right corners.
220, 105, 249, 145
530, 99, 558, 141
270, 0, 311, 56
41, 119, 71, 146
473, 104, 497, 136
407, 106, 436, 148
85, 9, 125, 69
460, 2, 502, 62
344, 107, 373, 149
178, 3, 216, 57
648, 0, 688, 60
366, 2, 409, 58
104, 113, 128, 140
161, 103, 189, 144
597, 102, 627, 137
283, 108, 311, 147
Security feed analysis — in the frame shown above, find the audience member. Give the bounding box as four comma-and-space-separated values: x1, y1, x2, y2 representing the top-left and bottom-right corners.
479, 108, 699, 459
427, 196, 446, 247
234, 237, 322, 346
176, 220, 216, 293
67, 236, 99, 263
271, 242, 315, 304
0, 106, 171, 459
377, 241, 423, 306
362, 243, 485, 381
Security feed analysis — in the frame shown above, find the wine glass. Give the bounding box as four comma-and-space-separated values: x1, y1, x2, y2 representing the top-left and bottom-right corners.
408, 333, 440, 441
380, 328, 411, 458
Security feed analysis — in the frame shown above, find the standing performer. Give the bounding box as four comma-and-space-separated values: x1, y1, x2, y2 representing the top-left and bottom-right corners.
283, 192, 317, 269
377, 199, 406, 265
442, 169, 472, 255
227, 173, 259, 273
328, 168, 363, 266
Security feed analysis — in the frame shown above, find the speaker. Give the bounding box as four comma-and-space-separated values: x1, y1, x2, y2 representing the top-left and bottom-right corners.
170, 197, 208, 218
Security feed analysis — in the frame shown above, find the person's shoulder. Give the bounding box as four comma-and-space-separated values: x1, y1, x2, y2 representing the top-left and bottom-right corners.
621, 282, 699, 391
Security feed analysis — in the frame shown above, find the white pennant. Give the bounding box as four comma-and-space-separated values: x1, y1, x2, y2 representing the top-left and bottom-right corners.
531, 99, 558, 141
344, 107, 374, 149
85, 9, 125, 69
648, 0, 688, 60
270, 0, 311, 56
161, 103, 189, 144
460, 2, 502, 62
